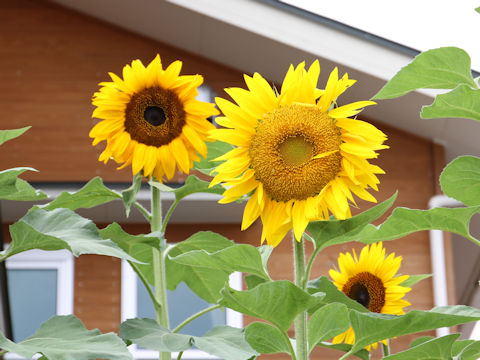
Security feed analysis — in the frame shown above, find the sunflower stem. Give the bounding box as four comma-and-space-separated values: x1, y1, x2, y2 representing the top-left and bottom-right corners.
382, 340, 390, 356
151, 185, 171, 360
293, 233, 308, 360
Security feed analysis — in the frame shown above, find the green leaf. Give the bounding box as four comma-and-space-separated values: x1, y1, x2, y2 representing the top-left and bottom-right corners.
245, 322, 292, 355
166, 231, 233, 303
306, 192, 397, 251
373, 47, 477, 100
349, 305, 480, 353
99, 222, 163, 284
170, 243, 270, 279
456, 340, 480, 360
0, 167, 47, 201
409, 336, 435, 348
194, 326, 258, 360
440, 156, 480, 206
307, 276, 369, 314
193, 140, 234, 175
476, 6, 480, 14
119, 318, 192, 352
354, 205, 480, 245
400, 274, 432, 288
315, 342, 369, 360
421, 85, 480, 121
452, 339, 475, 356
122, 172, 142, 217
152, 174, 224, 202
308, 303, 350, 354
244, 275, 267, 289
219, 280, 323, 331
385, 334, 460, 360
121, 318, 257, 360
44, 177, 121, 210
0, 315, 132, 360
0, 126, 30, 146
2, 207, 137, 261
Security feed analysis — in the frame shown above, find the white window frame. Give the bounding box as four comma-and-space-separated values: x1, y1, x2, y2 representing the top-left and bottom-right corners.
4, 248, 74, 360
121, 260, 243, 359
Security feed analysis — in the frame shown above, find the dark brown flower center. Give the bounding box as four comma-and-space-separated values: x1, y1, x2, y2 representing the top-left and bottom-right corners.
342, 272, 386, 312
125, 86, 186, 146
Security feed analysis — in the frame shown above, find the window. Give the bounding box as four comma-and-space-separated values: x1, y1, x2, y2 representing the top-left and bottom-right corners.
5, 249, 74, 359
121, 261, 242, 359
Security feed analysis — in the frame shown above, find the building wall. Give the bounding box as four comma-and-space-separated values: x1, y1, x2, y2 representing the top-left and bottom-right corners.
0, 0, 452, 359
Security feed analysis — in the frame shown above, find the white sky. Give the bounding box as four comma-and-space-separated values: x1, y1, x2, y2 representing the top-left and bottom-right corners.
280, 0, 480, 72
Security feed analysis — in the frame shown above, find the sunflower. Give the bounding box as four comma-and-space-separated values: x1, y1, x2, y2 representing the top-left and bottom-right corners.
89, 54, 218, 180
209, 61, 388, 246
329, 242, 411, 350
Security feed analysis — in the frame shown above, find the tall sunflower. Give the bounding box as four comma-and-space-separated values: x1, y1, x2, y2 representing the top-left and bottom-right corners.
209, 61, 388, 246
90, 54, 218, 180
329, 242, 411, 349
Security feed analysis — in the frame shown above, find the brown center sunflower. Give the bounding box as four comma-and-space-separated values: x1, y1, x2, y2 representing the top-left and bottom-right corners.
124, 86, 186, 146
342, 272, 386, 312
248, 104, 342, 202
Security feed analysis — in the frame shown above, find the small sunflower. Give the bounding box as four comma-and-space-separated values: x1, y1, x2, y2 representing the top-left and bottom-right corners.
90, 54, 218, 180
329, 242, 411, 350
209, 61, 388, 246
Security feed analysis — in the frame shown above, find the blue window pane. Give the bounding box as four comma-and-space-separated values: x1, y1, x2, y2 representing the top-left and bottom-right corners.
7, 269, 57, 342
137, 281, 225, 336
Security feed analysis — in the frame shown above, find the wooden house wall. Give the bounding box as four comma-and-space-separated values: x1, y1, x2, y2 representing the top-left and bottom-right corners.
0, 1, 454, 359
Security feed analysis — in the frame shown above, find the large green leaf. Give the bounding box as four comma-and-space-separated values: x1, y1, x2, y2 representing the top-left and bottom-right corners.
348, 305, 480, 353
195, 326, 258, 360
151, 175, 224, 201
166, 231, 233, 303
2, 207, 137, 261
0, 167, 47, 201
306, 193, 396, 251
120, 318, 257, 360
245, 322, 292, 355
456, 341, 480, 360
0, 126, 30, 146
193, 140, 234, 175
307, 276, 368, 314
373, 47, 477, 100
99, 222, 163, 284
308, 303, 350, 354
219, 280, 323, 332
170, 243, 270, 280
384, 334, 460, 360
452, 339, 476, 357
440, 156, 480, 206
44, 177, 121, 210
354, 205, 480, 245
120, 318, 192, 352
421, 85, 480, 121
0, 315, 132, 360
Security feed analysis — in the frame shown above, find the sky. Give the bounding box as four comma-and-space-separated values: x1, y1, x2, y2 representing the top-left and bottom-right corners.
280, 0, 480, 72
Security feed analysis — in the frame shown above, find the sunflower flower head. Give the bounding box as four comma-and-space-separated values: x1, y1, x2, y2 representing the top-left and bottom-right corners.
90, 54, 219, 181
209, 61, 388, 246
329, 242, 411, 350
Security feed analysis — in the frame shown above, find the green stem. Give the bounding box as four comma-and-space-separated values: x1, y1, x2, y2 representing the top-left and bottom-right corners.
382, 340, 390, 356
161, 200, 179, 234
172, 305, 221, 333
151, 185, 170, 360
293, 234, 307, 360
128, 260, 161, 311
133, 200, 152, 222
281, 328, 297, 360
176, 351, 184, 360
0, 350, 8, 356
